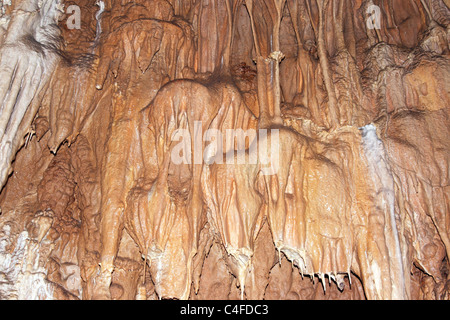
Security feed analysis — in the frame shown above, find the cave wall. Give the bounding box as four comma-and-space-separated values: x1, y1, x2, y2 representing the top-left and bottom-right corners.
0, 0, 449, 300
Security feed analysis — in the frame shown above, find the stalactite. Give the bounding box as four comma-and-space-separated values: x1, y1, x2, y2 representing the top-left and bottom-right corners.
244, 0, 284, 127
0, 0, 62, 190
332, 0, 346, 52
0, 0, 448, 301
314, 0, 340, 128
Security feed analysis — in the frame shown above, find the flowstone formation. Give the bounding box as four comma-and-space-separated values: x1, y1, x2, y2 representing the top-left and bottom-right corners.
0, 0, 449, 300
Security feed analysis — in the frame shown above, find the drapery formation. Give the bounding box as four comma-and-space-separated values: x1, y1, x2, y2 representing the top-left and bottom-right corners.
0, 0, 449, 300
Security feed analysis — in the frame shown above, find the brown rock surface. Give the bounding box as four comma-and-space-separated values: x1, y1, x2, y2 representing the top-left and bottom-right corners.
0, 0, 449, 300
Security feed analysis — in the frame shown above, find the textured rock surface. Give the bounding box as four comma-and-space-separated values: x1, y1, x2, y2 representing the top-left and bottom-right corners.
0, 0, 449, 300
